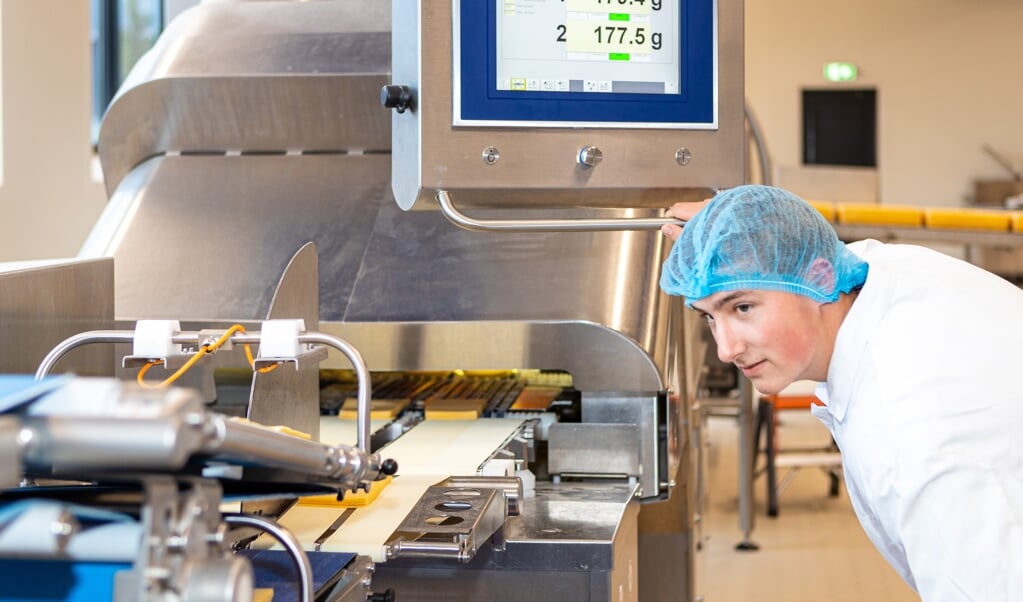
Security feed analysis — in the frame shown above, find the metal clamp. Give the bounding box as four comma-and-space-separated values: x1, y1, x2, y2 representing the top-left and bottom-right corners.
436, 190, 685, 233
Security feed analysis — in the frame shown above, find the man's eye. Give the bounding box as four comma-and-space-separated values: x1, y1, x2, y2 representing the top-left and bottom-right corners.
735, 303, 753, 314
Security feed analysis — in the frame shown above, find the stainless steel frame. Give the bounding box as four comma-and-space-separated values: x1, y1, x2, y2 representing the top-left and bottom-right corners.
66, 0, 749, 599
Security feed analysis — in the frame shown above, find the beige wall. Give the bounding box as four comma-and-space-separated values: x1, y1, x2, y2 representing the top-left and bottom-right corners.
1, 1, 1022, 261
747, 0, 1023, 207
0, 0, 107, 262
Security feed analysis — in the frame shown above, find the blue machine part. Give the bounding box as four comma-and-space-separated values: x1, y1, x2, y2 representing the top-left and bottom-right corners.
238, 549, 359, 600
0, 558, 128, 602
0, 375, 71, 414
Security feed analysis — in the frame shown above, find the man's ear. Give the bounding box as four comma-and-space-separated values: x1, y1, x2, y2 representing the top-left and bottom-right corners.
806, 258, 836, 294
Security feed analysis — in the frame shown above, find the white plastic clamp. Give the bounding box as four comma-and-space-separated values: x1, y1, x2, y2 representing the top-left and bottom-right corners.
132, 320, 183, 358
258, 319, 307, 359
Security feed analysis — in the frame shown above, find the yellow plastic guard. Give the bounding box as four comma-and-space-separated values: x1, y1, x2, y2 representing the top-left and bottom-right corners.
298, 475, 393, 508
338, 398, 410, 420
836, 203, 924, 227
227, 416, 310, 440
806, 200, 836, 222
253, 589, 274, 602
510, 386, 562, 411
924, 208, 1010, 231
424, 398, 487, 420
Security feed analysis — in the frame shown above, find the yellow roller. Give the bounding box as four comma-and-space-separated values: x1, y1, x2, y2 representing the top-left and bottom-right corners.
227, 416, 310, 440
924, 208, 1011, 231
424, 398, 488, 420
805, 199, 836, 222
338, 397, 410, 420
836, 203, 924, 227
510, 386, 562, 411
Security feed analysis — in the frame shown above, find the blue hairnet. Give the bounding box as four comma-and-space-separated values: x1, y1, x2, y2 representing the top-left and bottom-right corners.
660, 185, 868, 305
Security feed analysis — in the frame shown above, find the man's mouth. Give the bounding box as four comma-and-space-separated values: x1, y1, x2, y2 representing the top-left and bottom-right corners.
738, 359, 765, 377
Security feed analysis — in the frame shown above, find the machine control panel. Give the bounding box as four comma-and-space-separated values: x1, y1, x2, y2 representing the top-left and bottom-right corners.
455, 0, 713, 128
389, 0, 744, 211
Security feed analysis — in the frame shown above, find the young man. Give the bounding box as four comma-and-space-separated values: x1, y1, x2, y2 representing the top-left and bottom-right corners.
660, 185, 1023, 600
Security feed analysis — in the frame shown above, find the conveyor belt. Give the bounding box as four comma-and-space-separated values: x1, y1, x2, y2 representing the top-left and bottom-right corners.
276, 418, 526, 561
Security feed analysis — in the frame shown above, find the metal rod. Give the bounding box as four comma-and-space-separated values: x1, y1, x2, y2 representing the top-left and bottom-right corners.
224, 513, 313, 602
34, 328, 373, 455
744, 100, 772, 186
392, 539, 464, 560
436, 190, 684, 233
296, 332, 372, 454
34, 331, 134, 380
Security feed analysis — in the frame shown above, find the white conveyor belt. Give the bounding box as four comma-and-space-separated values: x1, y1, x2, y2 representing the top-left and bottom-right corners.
317, 416, 391, 446
277, 418, 525, 561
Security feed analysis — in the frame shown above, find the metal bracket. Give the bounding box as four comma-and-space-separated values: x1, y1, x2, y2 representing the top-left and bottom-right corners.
385, 483, 507, 563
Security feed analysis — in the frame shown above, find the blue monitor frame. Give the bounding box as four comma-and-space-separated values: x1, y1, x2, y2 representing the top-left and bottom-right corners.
453, 0, 717, 129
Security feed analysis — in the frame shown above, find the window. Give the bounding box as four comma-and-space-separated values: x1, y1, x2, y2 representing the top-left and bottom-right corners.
91, 0, 164, 144
802, 89, 877, 168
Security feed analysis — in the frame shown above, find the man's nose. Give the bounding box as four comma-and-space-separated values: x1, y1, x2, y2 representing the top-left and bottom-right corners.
714, 323, 743, 364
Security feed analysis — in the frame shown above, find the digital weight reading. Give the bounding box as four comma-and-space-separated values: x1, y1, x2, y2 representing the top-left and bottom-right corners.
454, 0, 716, 128
496, 0, 680, 96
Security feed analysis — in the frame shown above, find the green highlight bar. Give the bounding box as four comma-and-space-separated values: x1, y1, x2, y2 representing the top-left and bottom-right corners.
609, 13, 630, 21
609, 53, 630, 61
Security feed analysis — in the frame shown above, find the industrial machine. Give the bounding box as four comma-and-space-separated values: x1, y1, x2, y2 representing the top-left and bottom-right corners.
0, 0, 746, 600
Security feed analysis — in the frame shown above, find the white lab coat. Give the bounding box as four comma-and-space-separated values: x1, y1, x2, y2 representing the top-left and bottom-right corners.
812, 239, 1023, 601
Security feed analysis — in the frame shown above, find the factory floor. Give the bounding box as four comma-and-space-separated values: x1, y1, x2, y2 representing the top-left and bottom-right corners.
692, 408, 920, 602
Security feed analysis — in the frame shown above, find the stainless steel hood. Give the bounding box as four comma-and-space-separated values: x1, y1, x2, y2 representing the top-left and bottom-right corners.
79, 0, 678, 392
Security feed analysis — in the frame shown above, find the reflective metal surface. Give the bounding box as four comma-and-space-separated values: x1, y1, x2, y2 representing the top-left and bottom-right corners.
81, 154, 672, 390
98, 1, 391, 195
248, 242, 321, 441
373, 482, 640, 602
581, 391, 670, 499
0, 259, 114, 376
548, 423, 640, 479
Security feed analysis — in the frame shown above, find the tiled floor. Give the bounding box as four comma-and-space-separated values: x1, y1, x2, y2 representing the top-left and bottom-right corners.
693, 409, 920, 602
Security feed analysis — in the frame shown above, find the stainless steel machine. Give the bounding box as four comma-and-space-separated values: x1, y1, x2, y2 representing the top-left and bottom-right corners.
1, 0, 746, 600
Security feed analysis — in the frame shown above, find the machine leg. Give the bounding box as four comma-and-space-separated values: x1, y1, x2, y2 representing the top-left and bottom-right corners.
735, 376, 758, 551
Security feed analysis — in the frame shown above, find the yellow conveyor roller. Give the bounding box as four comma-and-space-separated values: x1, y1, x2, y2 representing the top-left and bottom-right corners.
924, 207, 1011, 231
806, 200, 837, 222
835, 203, 923, 227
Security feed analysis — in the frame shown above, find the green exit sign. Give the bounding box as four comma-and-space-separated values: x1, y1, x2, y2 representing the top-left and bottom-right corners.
824, 62, 858, 82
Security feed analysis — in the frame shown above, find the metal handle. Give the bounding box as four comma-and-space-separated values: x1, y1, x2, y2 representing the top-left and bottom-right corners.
436, 190, 684, 233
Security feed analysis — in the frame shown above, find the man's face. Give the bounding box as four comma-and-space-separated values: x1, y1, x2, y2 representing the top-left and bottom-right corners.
690, 289, 829, 394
